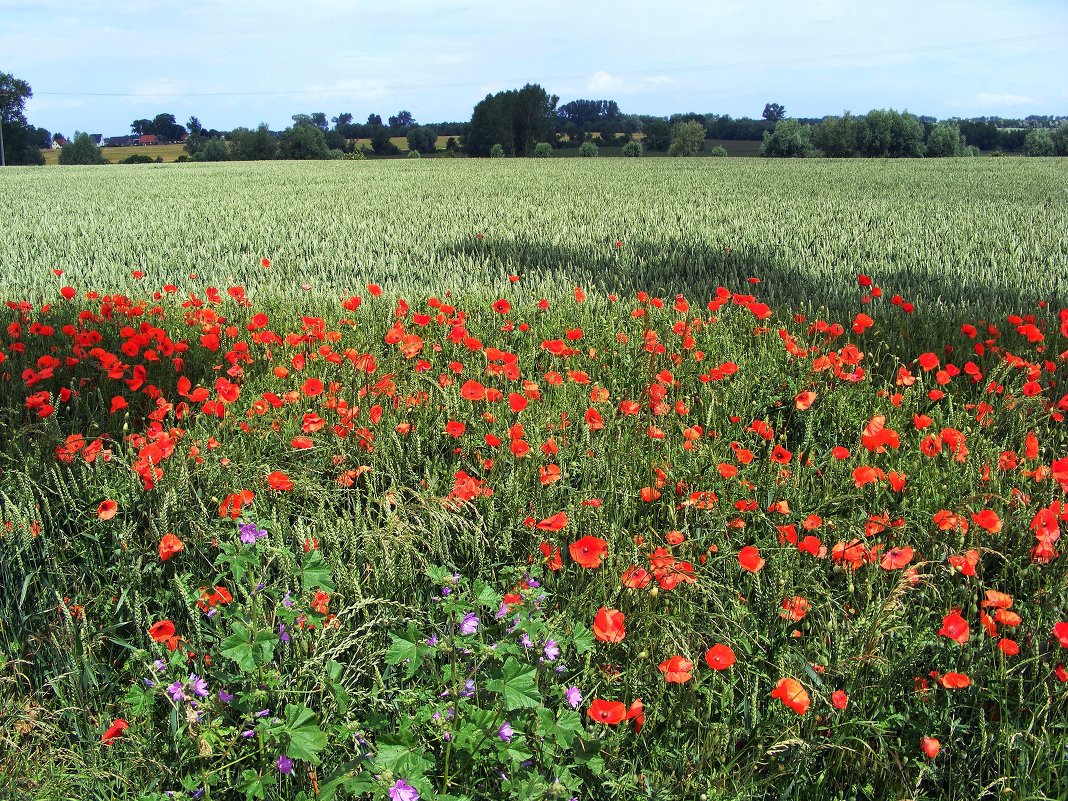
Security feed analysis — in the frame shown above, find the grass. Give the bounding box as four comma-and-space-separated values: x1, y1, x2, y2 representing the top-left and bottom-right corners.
40, 143, 188, 165
0, 157, 1066, 800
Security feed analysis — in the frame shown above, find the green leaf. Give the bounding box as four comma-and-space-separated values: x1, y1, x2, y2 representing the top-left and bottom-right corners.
385, 628, 424, 679
486, 657, 540, 711
373, 736, 434, 778
284, 703, 327, 764
473, 579, 501, 609
221, 623, 277, 673
302, 551, 335, 592
122, 683, 155, 716
571, 623, 594, 655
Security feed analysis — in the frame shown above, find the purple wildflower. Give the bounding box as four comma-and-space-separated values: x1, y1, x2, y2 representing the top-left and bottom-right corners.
388, 779, 420, 801
218, 690, 234, 703
166, 681, 186, 702
498, 721, 514, 742
520, 633, 534, 648
543, 640, 560, 661
189, 673, 209, 698
276, 754, 293, 775
565, 686, 582, 709
460, 612, 479, 635
279, 622, 290, 643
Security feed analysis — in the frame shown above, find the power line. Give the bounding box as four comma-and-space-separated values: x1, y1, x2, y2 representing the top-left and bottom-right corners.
22, 30, 1068, 99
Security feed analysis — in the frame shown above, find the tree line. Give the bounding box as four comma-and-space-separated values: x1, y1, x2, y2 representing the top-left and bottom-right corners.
3, 70, 1068, 166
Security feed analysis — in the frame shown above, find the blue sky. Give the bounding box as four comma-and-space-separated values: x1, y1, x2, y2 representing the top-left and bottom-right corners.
5, 0, 1067, 136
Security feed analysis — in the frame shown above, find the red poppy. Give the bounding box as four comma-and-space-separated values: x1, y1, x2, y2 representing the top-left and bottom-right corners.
659, 655, 694, 683
536, 512, 568, 532
1053, 622, 1068, 648
794, 391, 816, 410
625, 699, 644, 733
704, 643, 736, 670
938, 610, 969, 645
771, 678, 810, 715
737, 545, 765, 573
266, 471, 294, 491
587, 699, 626, 724
148, 620, 176, 643
301, 378, 324, 397
570, 535, 608, 569
592, 607, 626, 642
831, 690, 848, 710
880, 546, 914, 570
158, 533, 184, 561
921, 736, 941, 758
218, 490, 254, 519
939, 672, 971, 689
971, 509, 1002, 534
100, 718, 129, 745
444, 420, 466, 438
97, 500, 118, 521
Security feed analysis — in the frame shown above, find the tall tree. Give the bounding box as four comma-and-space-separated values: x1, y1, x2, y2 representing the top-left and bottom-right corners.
763, 103, 786, 123
228, 124, 278, 161
388, 110, 415, 131
465, 84, 558, 157
0, 72, 45, 165
813, 112, 859, 157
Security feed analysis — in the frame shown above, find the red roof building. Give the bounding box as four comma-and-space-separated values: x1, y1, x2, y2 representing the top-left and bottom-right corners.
138, 134, 159, 145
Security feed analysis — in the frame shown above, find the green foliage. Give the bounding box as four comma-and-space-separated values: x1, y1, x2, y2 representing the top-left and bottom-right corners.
760, 119, 814, 157
370, 125, 400, 156
59, 133, 108, 165
641, 119, 671, 151
489, 143, 506, 158
118, 153, 156, 165
926, 122, 966, 157
621, 141, 643, 157
1052, 123, 1068, 157
1023, 128, 1056, 157
859, 109, 926, 157
406, 125, 438, 154
228, 125, 279, 161
668, 120, 705, 156
406, 149, 421, 159
577, 141, 598, 157
709, 145, 728, 157
466, 84, 559, 157
343, 148, 366, 161
195, 138, 231, 162
533, 142, 553, 158
278, 124, 330, 160
813, 112, 860, 158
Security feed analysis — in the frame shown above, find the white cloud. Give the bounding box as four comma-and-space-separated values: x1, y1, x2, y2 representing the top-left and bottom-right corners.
584, 71, 674, 95
972, 92, 1038, 107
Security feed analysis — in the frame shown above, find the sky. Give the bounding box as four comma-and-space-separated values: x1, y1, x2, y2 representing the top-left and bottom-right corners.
4, 0, 1068, 136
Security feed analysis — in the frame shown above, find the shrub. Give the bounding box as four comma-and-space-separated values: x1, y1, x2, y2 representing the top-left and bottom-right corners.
343, 149, 366, 160
760, 120, 814, 158
578, 141, 598, 157
58, 133, 107, 165
489, 143, 506, 158
533, 142, 553, 158
119, 154, 155, 164
621, 141, 643, 157
709, 145, 728, 157
407, 149, 422, 159
667, 120, 704, 156
195, 138, 231, 162
1023, 128, 1055, 157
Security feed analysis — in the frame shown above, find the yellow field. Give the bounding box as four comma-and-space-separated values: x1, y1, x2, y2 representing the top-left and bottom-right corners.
41, 143, 187, 165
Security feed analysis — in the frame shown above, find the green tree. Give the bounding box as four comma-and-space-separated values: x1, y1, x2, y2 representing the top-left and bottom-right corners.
1023, 128, 1055, 156
709, 145, 728, 157
926, 122, 965, 157
0, 72, 45, 165
406, 125, 438, 154
859, 109, 925, 157
1052, 123, 1068, 156
642, 120, 671, 151
578, 141, 598, 157
533, 142, 553, 158
813, 112, 859, 157
195, 138, 231, 162
465, 84, 558, 157
278, 124, 329, 159
760, 119, 813, 157
668, 120, 705, 156
229, 124, 278, 161
370, 125, 400, 155
621, 141, 643, 157
762, 102, 786, 122
59, 132, 107, 165
489, 143, 506, 158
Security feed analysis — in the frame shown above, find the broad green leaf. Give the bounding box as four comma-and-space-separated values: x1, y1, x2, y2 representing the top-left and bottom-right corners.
486, 657, 540, 711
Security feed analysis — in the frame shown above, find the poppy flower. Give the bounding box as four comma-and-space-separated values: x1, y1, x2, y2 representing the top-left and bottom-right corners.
218, 490, 254, 519
831, 690, 849, 710
100, 718, 129, 745
97, 500, 118, 521
971, 509, 1002, 534
592, 607, 626, 642
921, 737, 941, 758
998, 638, 1019, 656
536, 512, 568, 532
444, 420, 466, 438
1053, 622, 1068, 648
659, 655, 694, 683
880, 546, 914, 570
704, 644, 736, 670
737, 545, 765, 573
587, 699, 626, 725
148, 620, 176, 643
158, 533, 184, 561
570, 535, 608, 569
266, 471, 294, 491
771, 678, 810, 715
794, 391, 816, 410
625, 698, 644, 733
939, 672, 971, 689
938, 610, 969, 645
